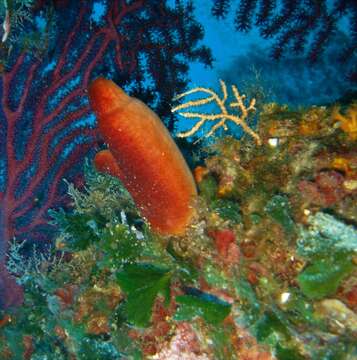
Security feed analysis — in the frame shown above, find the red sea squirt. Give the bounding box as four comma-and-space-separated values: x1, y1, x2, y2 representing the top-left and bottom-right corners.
89, 78, 197, 235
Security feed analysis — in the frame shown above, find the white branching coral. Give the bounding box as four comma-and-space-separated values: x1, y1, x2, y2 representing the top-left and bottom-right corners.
172, 80, 261, 145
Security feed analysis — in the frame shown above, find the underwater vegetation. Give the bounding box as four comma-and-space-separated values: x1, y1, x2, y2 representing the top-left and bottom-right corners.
0, 0, 356, 358
0, 73, 356, 358
0, 0, 212, 308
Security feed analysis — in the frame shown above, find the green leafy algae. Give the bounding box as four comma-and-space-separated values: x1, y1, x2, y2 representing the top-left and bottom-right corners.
209, 326, 236, 360
100, 224, 144, 267
276, 344, 305, 360
174, 294, 231, 324
255, 310, 291, 343
297, 212, 356, 299
210, 198, 242, 223
264, 194, 295, 234
116, 264, 172, 327
297, 253, 354, 299
49, 211, 105, 250
198, 174, 218, 201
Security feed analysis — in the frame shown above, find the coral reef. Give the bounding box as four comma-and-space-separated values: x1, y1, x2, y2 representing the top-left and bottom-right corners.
0, 94, 356, 359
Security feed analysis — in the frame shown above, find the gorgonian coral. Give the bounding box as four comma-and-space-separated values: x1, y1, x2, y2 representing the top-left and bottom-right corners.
211, 0, 356, 81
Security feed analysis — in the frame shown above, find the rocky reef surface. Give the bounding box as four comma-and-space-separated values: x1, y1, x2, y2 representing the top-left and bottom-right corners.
0, 100, 356, 359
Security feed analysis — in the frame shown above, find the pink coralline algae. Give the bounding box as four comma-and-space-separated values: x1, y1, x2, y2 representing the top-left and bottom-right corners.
298, 170, 348, 207
151, 323, 211, 360
208, 229, 240, 266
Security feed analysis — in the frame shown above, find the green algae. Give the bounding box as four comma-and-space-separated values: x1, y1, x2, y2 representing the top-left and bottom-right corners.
174, 294, 231, 324
264, 194, 296, 235
297, 253, 354, 299
210, 198, 242, 223
117, 264, 172, 327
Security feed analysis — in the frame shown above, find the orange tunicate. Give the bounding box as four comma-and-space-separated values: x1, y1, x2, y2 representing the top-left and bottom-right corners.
89, 78, 197, 236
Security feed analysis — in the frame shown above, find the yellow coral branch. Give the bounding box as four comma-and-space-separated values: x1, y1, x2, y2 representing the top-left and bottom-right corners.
172, 80, 261, 145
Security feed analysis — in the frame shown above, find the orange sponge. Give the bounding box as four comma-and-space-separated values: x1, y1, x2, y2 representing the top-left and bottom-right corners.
89, 78, 197, 235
